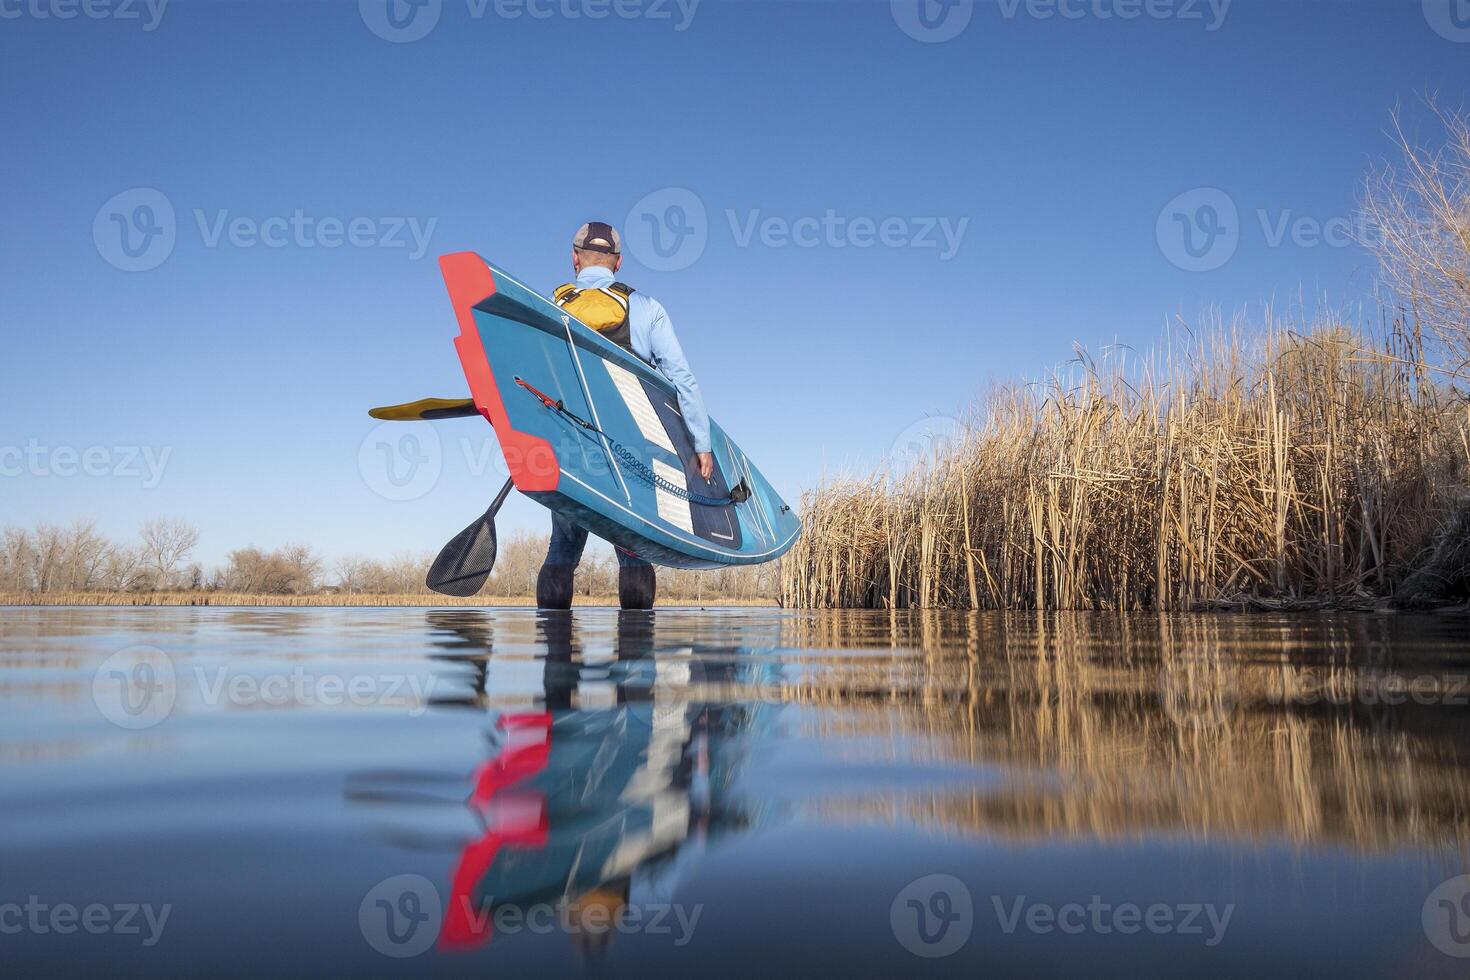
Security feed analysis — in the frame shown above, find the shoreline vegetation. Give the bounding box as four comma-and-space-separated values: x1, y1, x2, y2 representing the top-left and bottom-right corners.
0, 526, 776, 607
780, 106, 1470, 611
779, 326, 1470, 611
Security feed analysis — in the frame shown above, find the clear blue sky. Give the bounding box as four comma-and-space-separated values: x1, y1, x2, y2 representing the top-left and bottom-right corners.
2, 0, 1466, 566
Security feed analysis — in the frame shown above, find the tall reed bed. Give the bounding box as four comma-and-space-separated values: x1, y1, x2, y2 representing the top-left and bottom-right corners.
782, 319, 1469, 609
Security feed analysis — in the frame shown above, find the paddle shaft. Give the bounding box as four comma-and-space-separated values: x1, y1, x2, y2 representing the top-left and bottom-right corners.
486, 475, 514, 516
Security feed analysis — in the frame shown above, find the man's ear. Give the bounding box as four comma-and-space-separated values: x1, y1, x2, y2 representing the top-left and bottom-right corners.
572, 249, 581, 274
613, 254, 622, 274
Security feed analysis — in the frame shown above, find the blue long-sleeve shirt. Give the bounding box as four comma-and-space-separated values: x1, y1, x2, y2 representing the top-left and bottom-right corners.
571, 265, 712, 453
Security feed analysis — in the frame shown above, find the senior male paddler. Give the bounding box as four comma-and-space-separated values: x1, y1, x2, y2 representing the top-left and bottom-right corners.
536, 221, 715, 610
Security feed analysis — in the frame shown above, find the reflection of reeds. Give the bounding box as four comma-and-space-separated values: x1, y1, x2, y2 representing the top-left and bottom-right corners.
777, 610, 1470, 852
782, 326, 1469, 609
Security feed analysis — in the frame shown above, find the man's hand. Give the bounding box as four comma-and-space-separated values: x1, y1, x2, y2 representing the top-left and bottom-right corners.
695, 452, 715, 482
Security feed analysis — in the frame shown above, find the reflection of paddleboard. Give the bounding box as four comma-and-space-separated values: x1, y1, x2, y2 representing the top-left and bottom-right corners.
440, 251, 800, 569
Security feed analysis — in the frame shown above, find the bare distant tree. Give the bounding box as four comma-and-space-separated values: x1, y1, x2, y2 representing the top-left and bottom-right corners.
103, 546, 145, 592
335, 556, 369, 594
219, 543, 321, 594
138, 518, 200, 590
383, 553, 432, 595
1360, 104, 1470, 375
30, 524, 67, 593
486, 533, 547, 597
1, 527, 35, 591
58, 520, 114, 591
279, 544, 321, 594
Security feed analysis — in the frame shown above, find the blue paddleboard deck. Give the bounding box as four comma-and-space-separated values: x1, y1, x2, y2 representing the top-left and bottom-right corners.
440, 251, 800, 569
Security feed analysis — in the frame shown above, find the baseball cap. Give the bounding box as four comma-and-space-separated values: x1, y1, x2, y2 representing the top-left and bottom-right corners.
572, 221, 621, 255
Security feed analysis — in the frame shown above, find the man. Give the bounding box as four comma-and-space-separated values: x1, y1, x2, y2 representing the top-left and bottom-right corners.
536, 221, 714, 611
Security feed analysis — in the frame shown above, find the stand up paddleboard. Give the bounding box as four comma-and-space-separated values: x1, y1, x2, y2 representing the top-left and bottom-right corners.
371, 252, 800, 590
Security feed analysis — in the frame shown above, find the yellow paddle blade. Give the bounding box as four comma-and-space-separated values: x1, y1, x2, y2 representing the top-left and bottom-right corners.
368, 397, 478, 421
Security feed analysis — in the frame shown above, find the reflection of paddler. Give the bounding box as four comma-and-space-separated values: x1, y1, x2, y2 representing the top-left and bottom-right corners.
565, 879, 630, 959
440, 611, 696, 950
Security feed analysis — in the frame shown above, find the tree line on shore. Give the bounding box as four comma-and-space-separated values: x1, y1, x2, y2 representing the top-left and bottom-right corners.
0, 519, 775, 601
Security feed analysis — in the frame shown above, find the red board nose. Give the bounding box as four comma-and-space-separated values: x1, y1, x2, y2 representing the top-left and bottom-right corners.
439, 252, 560, 492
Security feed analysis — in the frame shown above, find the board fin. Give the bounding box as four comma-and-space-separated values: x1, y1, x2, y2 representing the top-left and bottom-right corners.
368, 397, 479, 421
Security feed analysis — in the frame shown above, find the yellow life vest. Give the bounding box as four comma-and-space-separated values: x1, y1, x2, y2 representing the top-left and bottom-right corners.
553, 281, 636, 352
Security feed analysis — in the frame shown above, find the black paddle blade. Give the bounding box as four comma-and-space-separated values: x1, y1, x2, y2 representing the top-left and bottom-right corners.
425, 477, 516, 598
426, 514, 498, 597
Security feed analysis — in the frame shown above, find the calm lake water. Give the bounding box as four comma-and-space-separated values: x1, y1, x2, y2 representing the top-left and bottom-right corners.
3, 606, 1470, 977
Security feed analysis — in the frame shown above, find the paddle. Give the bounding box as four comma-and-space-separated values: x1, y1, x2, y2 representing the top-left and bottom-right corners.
426, 477, 516, 597
369, 397, 478, 421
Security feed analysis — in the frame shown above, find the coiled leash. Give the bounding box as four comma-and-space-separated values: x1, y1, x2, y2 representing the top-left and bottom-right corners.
515, 377, 750, 507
